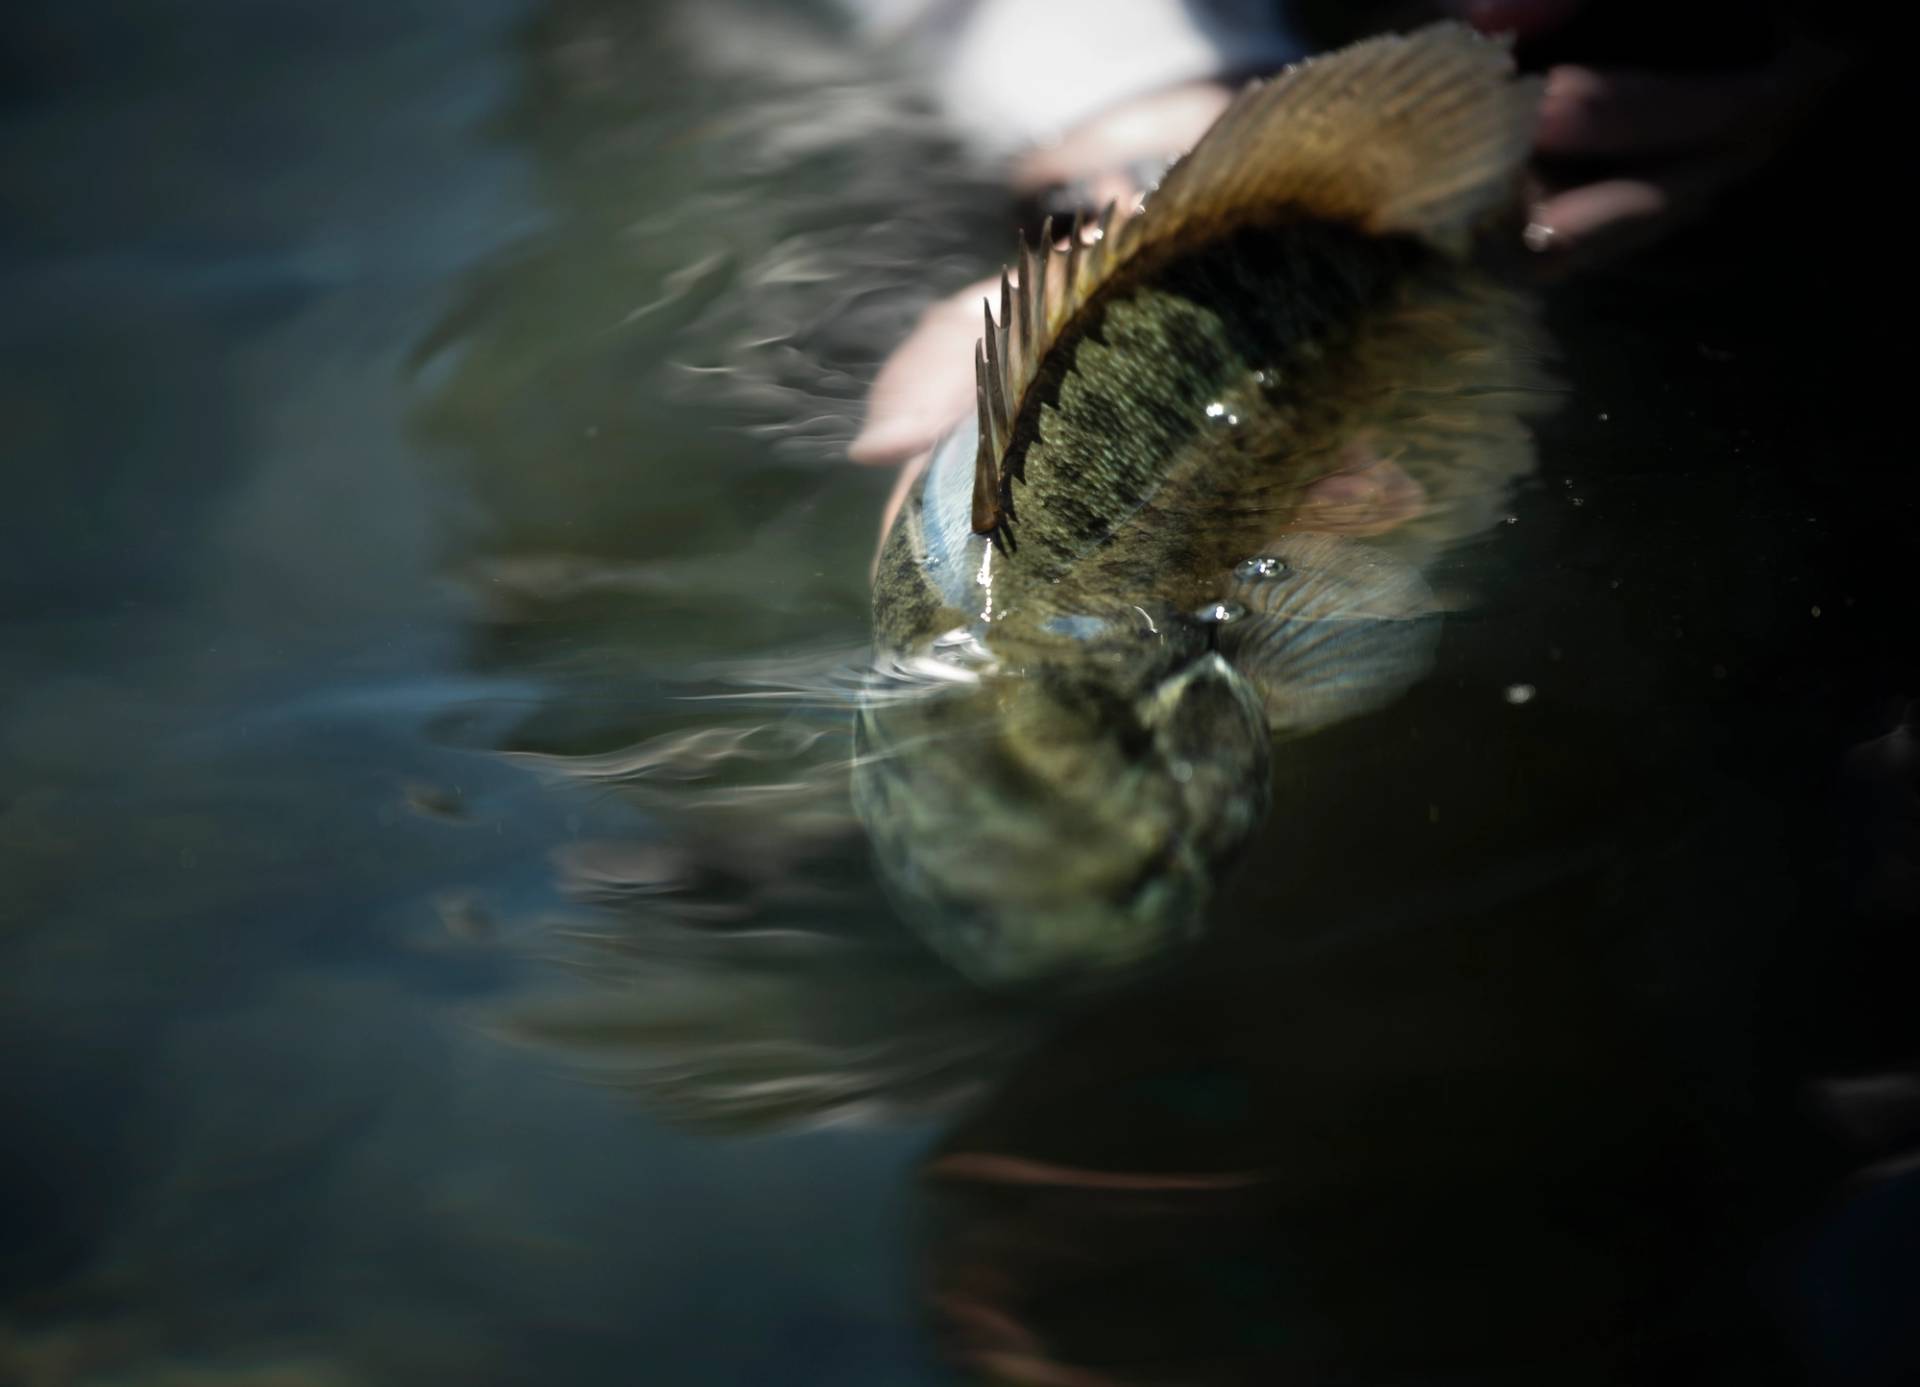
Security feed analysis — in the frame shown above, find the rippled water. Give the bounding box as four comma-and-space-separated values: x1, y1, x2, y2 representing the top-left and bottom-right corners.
3, 3, 1915, 1385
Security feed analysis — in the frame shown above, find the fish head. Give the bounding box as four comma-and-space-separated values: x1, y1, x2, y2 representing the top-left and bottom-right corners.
853, 638, 1270, 989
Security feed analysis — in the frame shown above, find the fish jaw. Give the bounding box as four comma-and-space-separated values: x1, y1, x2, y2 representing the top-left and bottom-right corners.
853, 649, 1270, 989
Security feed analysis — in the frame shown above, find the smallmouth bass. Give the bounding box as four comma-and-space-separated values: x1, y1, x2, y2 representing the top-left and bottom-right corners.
858, 22, 1555, 986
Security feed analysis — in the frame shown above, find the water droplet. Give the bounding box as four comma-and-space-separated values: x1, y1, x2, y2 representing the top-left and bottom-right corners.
1597, 412, 1610, 423
1811, 605, 1822, 618
1571, 496, 1585, 507
1198, 601, 1246, 624
1504, 683, 1537, 705
1254, 369, 1274, 386
1523, 221, 1556, 252
1234, 556, 1287, 580
1504, 515, 1519, 525
1204, 401, 1228, 420
1170, 759, 1195, 784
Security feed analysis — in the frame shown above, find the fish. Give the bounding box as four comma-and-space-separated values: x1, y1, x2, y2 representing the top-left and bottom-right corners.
857, 22, 1556, 987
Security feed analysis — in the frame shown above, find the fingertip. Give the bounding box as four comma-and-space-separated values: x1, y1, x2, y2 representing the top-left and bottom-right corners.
848, 420, 927, 466
1530, 180, 1669, 250
1520, 179, 1674, 277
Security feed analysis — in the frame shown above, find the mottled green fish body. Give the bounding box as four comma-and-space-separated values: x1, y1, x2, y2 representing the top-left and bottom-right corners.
860, 23, 1554, 987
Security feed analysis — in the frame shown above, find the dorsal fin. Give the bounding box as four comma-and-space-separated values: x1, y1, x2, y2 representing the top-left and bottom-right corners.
970, 201, 1132, 534
970, 21, 1538, 536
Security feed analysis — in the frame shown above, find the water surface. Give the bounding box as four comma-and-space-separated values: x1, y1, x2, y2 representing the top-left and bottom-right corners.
3, 4, 1915, 1385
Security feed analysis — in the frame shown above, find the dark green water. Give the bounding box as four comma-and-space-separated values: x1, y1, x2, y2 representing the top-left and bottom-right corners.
1, 5, 932, 1384
3, 4, 1914, 1385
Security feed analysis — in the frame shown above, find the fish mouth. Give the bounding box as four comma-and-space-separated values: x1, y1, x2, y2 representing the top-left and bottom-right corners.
852, 650, 1270, 989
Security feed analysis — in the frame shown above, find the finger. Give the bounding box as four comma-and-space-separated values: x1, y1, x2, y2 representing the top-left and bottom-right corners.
1443, 0, 1588, 40
1524, 167, 1753, 277
849, 277, 996, 466
1534, 64, 1787, 159
1530, 176, 1669, 243
1522, 178, 1674, 274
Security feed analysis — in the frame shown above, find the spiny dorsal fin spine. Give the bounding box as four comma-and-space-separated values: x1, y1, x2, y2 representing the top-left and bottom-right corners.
971, 342, 1001, 530
1018, 240, 1038, 373
968, 23, 1536, 537
967, 196, 1142, 532
1062, 209, 1084, 303
996, 273, 1013, 393
981, 299, 1007, 456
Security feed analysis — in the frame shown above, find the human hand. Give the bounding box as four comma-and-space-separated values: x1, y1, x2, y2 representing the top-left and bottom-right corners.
1449, 0, 1851, 272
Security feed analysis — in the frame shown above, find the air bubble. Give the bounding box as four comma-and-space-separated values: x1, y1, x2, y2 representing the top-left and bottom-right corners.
1198, 601, 1246, 624
1234, 556, 1287, 580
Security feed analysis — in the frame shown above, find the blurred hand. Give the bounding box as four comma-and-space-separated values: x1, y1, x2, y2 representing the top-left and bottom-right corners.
850, 80, 1232, 473
1450, 0, 1851, 272
849, 275, 999, 469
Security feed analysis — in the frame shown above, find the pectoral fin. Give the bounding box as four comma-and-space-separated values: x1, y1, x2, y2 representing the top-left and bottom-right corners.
1213, 532, 1438, 733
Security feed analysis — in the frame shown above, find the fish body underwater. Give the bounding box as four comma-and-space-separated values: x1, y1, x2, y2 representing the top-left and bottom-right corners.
857, 23, 1556, 987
